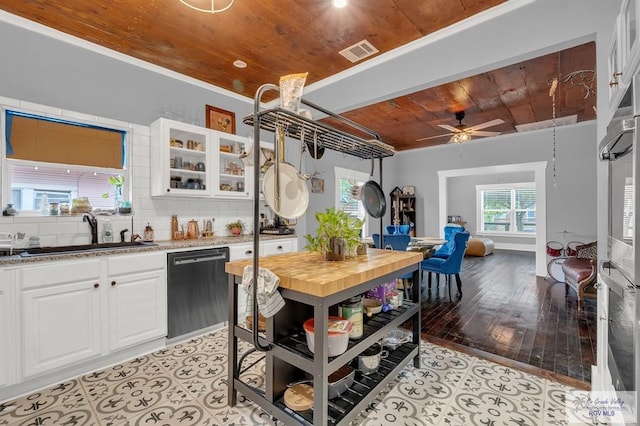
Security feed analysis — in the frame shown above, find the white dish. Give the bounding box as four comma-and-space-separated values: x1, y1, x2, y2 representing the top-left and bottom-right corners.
262, 162, 309, 219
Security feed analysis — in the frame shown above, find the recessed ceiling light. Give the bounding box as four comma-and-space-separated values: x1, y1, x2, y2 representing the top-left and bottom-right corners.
332, 0, 347, 8
233, 60, 247, 69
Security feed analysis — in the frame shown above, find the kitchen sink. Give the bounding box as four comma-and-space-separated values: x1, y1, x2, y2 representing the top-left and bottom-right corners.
19, 241, 158, 257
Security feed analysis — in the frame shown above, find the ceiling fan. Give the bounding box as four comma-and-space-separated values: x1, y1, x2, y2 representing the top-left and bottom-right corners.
417, 111, 504, 144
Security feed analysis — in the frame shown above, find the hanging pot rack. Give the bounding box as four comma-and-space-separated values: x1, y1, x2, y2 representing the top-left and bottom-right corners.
244, 83, 395, 352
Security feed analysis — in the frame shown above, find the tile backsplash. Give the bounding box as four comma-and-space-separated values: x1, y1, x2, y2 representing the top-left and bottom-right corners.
0, 97, 265, 246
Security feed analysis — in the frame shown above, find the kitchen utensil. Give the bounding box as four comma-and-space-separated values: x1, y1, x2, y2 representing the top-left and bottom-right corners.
327, 364, 355, 399
383, 328, 413, 350
297, 138, 312, 181
187, 219, 199, 239
292, 362, 354, 400
306, 130, 325, 160
303, 316, 352, 356
362, 298, 383, 317
361, 158, 386, 218
284, 382, 313, 411
262, 162, 309, 219
352, 343, 388, 375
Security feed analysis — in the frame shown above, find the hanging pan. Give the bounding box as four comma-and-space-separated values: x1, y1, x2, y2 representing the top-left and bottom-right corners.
361, 158, 386, 218
262, 125, 309, 220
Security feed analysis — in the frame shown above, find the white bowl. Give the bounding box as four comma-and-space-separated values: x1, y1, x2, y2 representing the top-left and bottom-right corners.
303, 316, 351, 357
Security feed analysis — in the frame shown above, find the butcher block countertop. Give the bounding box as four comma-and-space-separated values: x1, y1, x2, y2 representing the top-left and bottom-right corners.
225, 248, 423, 297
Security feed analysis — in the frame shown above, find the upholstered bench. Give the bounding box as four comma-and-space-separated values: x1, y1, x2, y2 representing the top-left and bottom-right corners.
465, 237, 495, 256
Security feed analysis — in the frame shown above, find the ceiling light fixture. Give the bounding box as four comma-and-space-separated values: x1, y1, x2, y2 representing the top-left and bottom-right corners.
332, 0, 348, 8
448, 132, 471, 144
178, 0, 235, 14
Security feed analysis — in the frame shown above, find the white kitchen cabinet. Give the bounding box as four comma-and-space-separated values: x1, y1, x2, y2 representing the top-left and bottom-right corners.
107, 252, 166, 352
262, 238, 297, 256
20, 259, 103, 378
229, 238, 298, 318
150, 118, 256, 200
607, 0, 640, 110
150, 118, 214, 197
0, 269, 15, 388
215, 133, 252, 198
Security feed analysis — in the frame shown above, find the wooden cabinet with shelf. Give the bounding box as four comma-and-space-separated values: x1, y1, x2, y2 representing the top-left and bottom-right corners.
390, 194, 417, 237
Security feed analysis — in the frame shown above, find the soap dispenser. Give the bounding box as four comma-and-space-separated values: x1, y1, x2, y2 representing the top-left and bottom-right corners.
102, 219, 114, 243
144, 223, 154, 242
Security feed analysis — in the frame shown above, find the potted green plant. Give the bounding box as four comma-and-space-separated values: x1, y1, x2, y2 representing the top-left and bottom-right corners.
226, 220, 246, 236
304, 208, 363, 261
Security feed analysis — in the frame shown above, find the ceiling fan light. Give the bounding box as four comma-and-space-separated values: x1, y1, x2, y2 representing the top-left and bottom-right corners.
332, 0, 348, 8
449, 133, 471, 144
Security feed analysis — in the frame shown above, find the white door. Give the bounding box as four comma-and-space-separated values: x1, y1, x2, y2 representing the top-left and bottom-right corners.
108, 269, 166, 351
21, 278, 102, 378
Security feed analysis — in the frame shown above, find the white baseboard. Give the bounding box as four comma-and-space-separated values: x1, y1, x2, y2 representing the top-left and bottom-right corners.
494, 242, 536, 252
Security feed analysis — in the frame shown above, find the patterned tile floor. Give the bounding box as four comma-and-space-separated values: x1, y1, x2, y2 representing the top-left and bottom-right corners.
0, 328, 601, 425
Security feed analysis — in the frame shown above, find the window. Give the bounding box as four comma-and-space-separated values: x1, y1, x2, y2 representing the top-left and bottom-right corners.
477, 183, 536, 235
3, 109, 129, 213
334, 167, 369, 236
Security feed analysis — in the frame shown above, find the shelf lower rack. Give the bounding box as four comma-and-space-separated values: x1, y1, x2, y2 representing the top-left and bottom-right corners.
274, 342, 418, 426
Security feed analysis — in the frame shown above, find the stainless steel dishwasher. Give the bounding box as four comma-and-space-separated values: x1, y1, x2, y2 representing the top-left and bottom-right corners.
167, 247, 229, 339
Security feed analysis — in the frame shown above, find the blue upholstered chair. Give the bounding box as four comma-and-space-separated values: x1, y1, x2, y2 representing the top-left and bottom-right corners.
373, 234, 413, 298
373, 233, 410, 251
421, 231, 470, 295
432, 224, 465, 259
385, 225, 411, 235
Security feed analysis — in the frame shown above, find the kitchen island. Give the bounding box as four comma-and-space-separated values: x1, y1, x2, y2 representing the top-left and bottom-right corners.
225, 248, 423, 426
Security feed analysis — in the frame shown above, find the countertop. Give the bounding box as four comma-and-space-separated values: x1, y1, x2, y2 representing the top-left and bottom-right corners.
0, 234, 296, 266
225, 248, 423, 297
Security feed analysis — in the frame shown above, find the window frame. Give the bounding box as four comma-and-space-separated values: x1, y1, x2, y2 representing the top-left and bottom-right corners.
334, 166, 370, 236
1, 106, 132, 214
476, 182, 536, 237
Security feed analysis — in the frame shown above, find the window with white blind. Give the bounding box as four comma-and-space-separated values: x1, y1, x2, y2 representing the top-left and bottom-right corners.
334, 167, 369, 237
3, 109, 129, 214
477, 183, 536, 235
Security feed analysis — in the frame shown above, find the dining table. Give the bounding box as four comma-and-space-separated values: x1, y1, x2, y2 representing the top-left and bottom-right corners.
362, 236, 446, 259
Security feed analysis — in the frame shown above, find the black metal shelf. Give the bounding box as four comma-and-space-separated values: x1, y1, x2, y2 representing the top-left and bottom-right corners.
233, 301, 418, 376
273, 343, 419, 426
243, 108, 396, 159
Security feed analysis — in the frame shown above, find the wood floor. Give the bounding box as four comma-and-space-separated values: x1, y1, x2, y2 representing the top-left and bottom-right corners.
418, 249, 597, 389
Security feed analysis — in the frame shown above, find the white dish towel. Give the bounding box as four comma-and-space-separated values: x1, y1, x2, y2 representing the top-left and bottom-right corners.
241, 265, 285, 318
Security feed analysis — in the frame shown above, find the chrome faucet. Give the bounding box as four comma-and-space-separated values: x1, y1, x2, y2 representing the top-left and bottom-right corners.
83, 212, 99, 244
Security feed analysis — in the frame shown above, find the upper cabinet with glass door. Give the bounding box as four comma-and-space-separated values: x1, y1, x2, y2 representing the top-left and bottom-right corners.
150, 118, 213, 197
214, 133, 251, 198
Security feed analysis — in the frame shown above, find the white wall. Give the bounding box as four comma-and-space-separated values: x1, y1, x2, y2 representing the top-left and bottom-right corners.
382, 122, 598, 245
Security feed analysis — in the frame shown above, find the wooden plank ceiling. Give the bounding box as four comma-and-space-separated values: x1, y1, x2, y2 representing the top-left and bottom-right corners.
0, 0, 596, 151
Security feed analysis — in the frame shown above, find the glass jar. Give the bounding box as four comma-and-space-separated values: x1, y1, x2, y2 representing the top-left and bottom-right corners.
144, 223, 154, 242
338, 296, 363, 340
49, 203, 59, 216
59, 202, 70, 215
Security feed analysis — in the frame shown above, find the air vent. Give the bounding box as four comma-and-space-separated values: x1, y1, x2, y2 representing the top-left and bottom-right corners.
339, 40, 379, 63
